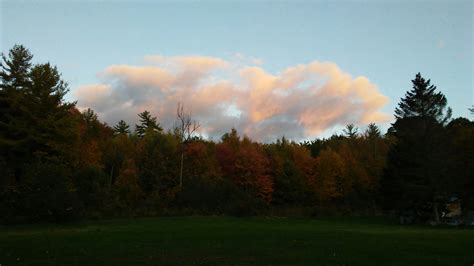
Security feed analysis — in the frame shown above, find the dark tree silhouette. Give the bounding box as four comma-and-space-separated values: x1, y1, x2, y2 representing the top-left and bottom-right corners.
394, 72, 451, 123
0, 45, 34, 174
135, 110, 162, 137
343, 124, 359, 139
82, 108, 98, 123
0, 44, 33, 91
365, 123, 381, 139
1, 45, 80, 222
113, 120, 130, 135
1, 46, 76, 176
383, 73, 451, 223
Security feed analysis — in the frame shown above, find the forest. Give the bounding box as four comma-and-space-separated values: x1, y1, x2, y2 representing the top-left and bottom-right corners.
1, 45, 473, 224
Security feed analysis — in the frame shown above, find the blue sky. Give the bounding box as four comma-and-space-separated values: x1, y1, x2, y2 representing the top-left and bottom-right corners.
1, 0, 472, 140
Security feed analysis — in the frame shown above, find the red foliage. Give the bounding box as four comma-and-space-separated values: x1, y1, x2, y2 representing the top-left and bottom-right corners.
216, 138, 273, 203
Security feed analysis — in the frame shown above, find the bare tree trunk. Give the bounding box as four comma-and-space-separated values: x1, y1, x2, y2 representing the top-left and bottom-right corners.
179, 150, 184, 189
433, 196, 440, 223
176, 102, 200, 189
110, 165, 114, 189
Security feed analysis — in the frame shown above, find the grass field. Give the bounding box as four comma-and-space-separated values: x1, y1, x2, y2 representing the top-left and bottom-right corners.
1, 216, 473, 265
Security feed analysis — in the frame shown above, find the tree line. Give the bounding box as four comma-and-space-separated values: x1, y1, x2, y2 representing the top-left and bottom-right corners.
1, 45, 472, 224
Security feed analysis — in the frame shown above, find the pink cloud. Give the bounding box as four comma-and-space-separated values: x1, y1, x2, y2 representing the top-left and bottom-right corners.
73, 55, 391, 142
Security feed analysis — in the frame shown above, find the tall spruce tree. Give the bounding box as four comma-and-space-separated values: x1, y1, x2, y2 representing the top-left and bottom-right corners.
394, 73, 451, 123
382, 73, 451, 222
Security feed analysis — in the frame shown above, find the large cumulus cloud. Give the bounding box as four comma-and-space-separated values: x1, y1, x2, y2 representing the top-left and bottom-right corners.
74, 55, 390, 142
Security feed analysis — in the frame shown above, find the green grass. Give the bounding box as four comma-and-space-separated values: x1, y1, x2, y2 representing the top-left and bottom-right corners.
1, 216, 473, 265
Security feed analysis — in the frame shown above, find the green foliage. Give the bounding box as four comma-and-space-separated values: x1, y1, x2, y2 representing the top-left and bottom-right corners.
383, 73, 453, 221
0, 45, 82, 224
1, 161, 82, 223
0, 45, 34, 173
0, 44, 32, 91
268, 140, 313, 206
446, 118, 474, 208
102, 134, 134, 186
136, 132, 179, 197
0, 46, 78, 174
73, 165, 109, 211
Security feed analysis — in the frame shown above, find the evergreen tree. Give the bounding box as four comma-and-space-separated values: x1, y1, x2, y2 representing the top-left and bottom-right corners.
343, 124, 358, 139
0, 45, 34, 171
135, 110, 162, 137
0, 44, 33, 91
113, 120, 130, 135
365, 123, 381, 139
394, 73, 451, 123
382, 73, 451, 222
0, 48, 74, 179
27, 63, 77, 159
0, 45, 79, 223
82, 108, 98, 124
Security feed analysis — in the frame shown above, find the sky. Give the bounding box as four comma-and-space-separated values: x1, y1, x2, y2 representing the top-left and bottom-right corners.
1, 0, 472, 142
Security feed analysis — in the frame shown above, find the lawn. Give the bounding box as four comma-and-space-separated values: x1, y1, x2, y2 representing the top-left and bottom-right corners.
1, 216, 472, 265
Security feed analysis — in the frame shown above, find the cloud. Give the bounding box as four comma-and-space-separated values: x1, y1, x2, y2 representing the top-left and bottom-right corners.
74, 55, 390, 142
232, 53, 264, 66
437, 40, 446, 49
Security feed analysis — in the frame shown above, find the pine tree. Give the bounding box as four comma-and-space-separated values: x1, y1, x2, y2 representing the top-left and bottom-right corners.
0, 45, 35, 178
135, 110, 162, 137
0, 45, 79, 222
365, 123, 381, 139
343, 124, 359, 139
0, 44, 33, 91
28, 63, 77, 159
113, 120, 130, 135
82, 108, 98, 124
0, 45, 34, 144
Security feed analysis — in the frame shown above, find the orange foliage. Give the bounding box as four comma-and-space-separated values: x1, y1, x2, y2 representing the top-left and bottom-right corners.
235, 143, 273, 203
314, 148, 346, 201
79, 140, 102, 166
216, 133, 274, 203
184, 141, 221, 180
115, 159, 143, 205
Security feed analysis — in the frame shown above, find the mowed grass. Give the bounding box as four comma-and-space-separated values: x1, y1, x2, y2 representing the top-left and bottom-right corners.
1, 216, 473, 265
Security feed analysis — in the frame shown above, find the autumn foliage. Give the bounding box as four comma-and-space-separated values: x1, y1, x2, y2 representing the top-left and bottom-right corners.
1, 45, 473, 224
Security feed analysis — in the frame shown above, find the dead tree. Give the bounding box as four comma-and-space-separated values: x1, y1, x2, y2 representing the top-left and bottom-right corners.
176, 102, 200, 188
